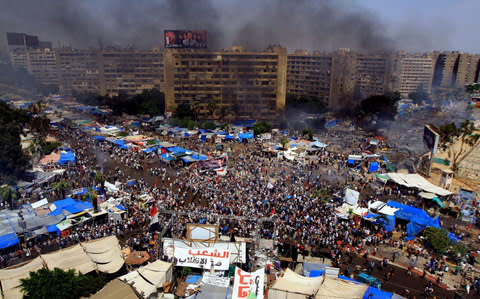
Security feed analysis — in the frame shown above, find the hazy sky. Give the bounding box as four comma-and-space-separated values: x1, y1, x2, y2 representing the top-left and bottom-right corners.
1, 0, 479, 54
359, 0, 479, 52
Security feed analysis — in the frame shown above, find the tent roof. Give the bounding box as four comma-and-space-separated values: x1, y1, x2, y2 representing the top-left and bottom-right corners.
42, 244, 96, 274
81, 236, 125, 274
270, 269, 323, 295
315, 277, 368, 299
89, 278, 139, 299
0, 257, 44, 299
386, 173, 452, 196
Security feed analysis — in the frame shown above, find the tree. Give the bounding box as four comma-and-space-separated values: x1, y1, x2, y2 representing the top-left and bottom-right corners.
425, 227, 451, 255
207, 100, 217, 119
89, 189, 99, 213
172, 103, 194, 120
20, 267, 106, 299
94, 172, 106, 199
408, 85, 429, 105
52, 181, 68, 199
357, 95, 397, 120
302, 127, 314, 141
438, 120, 480, 172
252, 121, 272, 136
191, 101, 201, 122
203, 121, 216, 130
0, 185, 17, 208
280, 136, 289, 150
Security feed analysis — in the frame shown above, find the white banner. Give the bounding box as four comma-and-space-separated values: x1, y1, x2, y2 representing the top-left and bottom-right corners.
163, 238, 246, 264
175, 247, 230, 270
232, 267, 264, 299
201, 273, 230, 288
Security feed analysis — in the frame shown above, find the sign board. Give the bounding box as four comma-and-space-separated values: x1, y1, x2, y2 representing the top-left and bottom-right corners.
423, 125, 440, 154
344, 188, 359, 206
163, 238, 246, 264
232, 267, 264, 299
187, 224, 218, 242
164, 30, 207, 48
175, 247, 230, 270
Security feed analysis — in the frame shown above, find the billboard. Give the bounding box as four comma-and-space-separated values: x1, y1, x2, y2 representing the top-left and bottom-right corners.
423, 125, 440, 154
164, 30, 207, 48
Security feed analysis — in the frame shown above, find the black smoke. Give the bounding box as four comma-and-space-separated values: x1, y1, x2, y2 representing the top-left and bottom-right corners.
0, 0, 434, 55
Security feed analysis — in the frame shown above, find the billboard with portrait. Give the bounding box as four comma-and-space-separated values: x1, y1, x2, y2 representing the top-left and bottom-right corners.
164, 30, 207, 48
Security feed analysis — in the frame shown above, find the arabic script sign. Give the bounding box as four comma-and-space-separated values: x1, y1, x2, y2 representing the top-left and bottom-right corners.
232, 267, 264, 299
175, 247, 230, 270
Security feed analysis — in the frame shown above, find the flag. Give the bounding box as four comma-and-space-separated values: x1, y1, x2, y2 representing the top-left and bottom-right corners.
150, 205, 158, 226
270, 209, 275, 217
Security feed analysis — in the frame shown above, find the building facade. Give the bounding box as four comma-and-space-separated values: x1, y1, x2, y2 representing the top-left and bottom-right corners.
55, 48, 101, 94
395, 54, 434, 97
163, 46, 287, 121
286, 50, 332, 103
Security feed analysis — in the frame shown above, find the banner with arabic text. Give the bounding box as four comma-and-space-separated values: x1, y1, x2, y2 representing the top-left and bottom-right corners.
232, 267, 264, 299
175, 247, 230, 270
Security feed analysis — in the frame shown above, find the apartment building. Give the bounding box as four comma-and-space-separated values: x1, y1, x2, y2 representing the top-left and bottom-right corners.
163, 46, 287, 121
55, 48, 100, 94
396, 54, 434, 97
286, 50, 332, 103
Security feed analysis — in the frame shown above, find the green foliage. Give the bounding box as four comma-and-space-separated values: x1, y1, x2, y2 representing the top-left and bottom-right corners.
75, 89, 165, 116
20, 267, 106, 299
187, 120, 196, 130
357, 95, 397, 120
30, 116, 50, 135
220, 123, 230, 132
39, 140, 60, 155
280, 136, 289, 149
286, 94, 327, 114
207, 100, 217, 119
425, 227, 451, 255
0, 102, 30, 184
252, 121, 272, 136
51, 181, 68, 199
172, 103, 194, 120
146, 139, 157, 145
0, 185, 18, 207
408, 85, 429, 104
202, 122, 216, 130
465, 83, 480, 94
302, 127, 314, 141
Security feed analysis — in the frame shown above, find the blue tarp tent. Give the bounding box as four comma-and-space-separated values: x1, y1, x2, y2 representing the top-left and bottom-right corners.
58, 150, 76, 165
143, 147, 156, 153
449, 232, 461, 244
0, 233, 19, 249
369, 162, 379, 172
166, 146, 187, 153
94, 135, 105, 141
387, 201, 440, 240
114, 140, 128, 149
238, 132, 254, 139
364, 213, 395, 232
46, 224, 60, 234
225, 134, 234, 140
362, 286, 392, 299
52, 198, 76, 209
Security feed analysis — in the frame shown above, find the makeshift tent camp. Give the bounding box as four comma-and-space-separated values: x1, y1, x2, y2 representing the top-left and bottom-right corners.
268, 269, 324, 298
57, 149, 76, 165
315, 277, 368, 299
42, 244, 97, 274
303, 263, 329, 277
0, 256, 44, 299
81, 236, 125, 274
385, 173, 452, 196
386, 201, 440, 241
238, 132, 254, 139
362, 286, 393, 299
89, 278, 139, 299
119, 260, 172, 299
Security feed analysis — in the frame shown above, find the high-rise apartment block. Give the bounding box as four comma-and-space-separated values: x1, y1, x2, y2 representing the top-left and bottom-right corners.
163, 46, 287, 120
6, 33, 480, 119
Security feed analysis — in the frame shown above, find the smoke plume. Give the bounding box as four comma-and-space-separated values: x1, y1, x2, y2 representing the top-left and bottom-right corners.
0, 0, 436, 55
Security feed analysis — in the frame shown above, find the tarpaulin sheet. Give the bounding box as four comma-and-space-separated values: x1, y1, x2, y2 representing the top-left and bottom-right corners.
362, 286, 392, 299
58, 150, 75, 165
238, 132, 254, 139
303, 263, 328, 277
166, 146, 187, 153
387, 201, 440, 240
0, 233, 19, 249
369, 162, 379, 172
94, 136, 105, 141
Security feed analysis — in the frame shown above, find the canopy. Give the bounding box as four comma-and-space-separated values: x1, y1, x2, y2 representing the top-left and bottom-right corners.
238, 132, 254, 139
89, 279, 138, 299
315, 277, 368, 299
0, 256, 44, 299
81, 236, 124, 274
269, 269, 324, 297
0, 233, 19, 249
119, 260, 172, 299
386, 173, 452, 196
362, 286, 393, 299
42, 244, 97, 274
57, 149, 76, 165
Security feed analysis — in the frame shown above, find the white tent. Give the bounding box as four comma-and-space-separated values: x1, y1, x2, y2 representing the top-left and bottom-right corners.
315, 277, 368, 299
268, 269, 324, 299
42, 244, 97, 274
0, 257, 44, 299
386, 173, 452, 196
81, 236, 125, 274
119, 260, 172, 299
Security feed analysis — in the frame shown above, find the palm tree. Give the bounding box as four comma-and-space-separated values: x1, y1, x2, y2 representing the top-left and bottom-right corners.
94, 172, 106, 198
280, 137, 289, 150
191, 101, 200, 122
90, 189, 99, 213
52, 181, 68, 199
0, 185, 17, 208
207, 100, 217, 120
